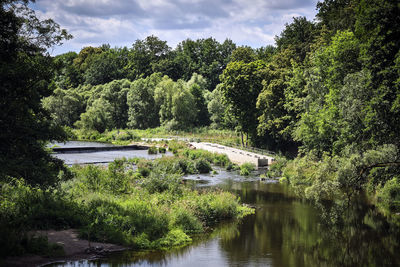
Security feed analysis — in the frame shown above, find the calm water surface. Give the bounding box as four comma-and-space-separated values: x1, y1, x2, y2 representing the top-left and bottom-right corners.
48, 144, 400, 267
51, 141, 171, 164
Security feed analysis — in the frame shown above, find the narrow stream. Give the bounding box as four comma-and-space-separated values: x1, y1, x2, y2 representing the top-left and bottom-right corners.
48, 143, 400, 267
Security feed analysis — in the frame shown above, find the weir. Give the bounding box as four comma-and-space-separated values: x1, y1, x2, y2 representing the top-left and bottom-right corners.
52, 144, 149, 153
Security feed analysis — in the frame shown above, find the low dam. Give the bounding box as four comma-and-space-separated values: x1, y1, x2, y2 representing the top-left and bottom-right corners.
51, 142, 164, 165
52, 144, 148, 153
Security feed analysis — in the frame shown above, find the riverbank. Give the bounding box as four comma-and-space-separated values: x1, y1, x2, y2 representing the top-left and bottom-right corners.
2, 229, 126, 267
0, 145, 254, 265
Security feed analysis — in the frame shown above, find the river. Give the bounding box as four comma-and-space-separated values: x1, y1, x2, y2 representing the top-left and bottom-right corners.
48, 143, 400, 267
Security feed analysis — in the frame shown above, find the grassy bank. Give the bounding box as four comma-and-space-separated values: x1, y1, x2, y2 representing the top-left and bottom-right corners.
0, 151, 253, 259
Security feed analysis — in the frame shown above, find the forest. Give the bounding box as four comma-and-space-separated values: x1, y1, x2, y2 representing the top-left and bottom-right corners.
1, 0, 400, 262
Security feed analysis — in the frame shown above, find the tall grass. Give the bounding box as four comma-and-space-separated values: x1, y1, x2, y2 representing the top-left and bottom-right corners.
0, 155, 253, 258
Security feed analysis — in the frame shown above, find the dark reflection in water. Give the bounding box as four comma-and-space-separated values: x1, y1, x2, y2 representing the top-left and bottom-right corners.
49, 178, 400, 267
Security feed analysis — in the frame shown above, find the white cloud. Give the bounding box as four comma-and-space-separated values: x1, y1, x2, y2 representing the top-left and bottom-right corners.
32, 0, 319, 54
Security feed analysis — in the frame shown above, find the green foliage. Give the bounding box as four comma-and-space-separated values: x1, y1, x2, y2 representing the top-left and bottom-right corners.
187, 74, 210, 126
141, 171, 182, 194
239, 163, 255, 176
194, 159, 212, 174
180, 149, 231, 169
73, 129, 141, 145
275, 17, 317, 63
127, 73, 162, 129
283, 145, 400, 205
42, 88, 85, 127
230, 46, 257, 63
126, 35, 171, 80
148, 146, 158, 155
220, 60, 268, 144
65, 158, 252, 248
0, 0, 71, 186
376, 177, 400, 214
266, 157, 288, 178
0, 152, 253, 257
294, 30, 362, 155
213, 153, 231, 167
83, 48, 129, 85
0, 179, 84, 257
75, 98, 112, 133
156, 229, 192, 249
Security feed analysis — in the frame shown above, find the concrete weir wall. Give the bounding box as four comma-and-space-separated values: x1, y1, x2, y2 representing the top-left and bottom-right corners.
52, 145, 149, 153
190, 142, 274, 168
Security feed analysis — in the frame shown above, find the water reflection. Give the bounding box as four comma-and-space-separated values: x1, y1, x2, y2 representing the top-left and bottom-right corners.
49, 171, 400, 267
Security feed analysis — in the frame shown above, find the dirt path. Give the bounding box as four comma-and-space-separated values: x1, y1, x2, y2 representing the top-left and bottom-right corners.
2, 229, 126, 267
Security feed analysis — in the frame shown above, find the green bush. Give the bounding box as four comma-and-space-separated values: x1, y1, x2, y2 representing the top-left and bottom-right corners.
168, 140, 187, 154
148, 146, 158, 154
267, 157, 287, 178
158, 147, 167, 153
0, 180, 85, 257
194, 159, 212, 174
213, 153, 231, 167
170, 207, 203, 234
181, 149, 214, 162
141, 172, 182, 194
240, 163, 255, 176
376, 177, 400, 213
155, 229, 191, 249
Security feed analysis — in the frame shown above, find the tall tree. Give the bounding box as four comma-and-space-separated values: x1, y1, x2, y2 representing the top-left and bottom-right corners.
0, 0, 71, 186
220, 60, 267, 145
354, 0, 400, 148
275, 16, 317, 64
127, 73, 162, 129
126, 35, 170, 80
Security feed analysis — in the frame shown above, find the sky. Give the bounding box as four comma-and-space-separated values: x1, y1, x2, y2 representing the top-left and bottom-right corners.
32, 0, 319, 55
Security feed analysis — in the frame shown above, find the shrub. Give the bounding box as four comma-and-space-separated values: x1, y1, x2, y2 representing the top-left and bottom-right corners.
114, 130, 139, 141
168, 140, 187, 154
170, 207, 203, 234
141, 172, 182, 194
148, 146, 158, 154
376, 177, 400, 213
240, 163, 255, 176
267, 157, 287, 178
158, 147, 166, 153
107, 159, 132, 193
192, 191, 251, 226
77, 165, 105, 191
0, 180, 85, 257
194, 159, 212, 174
156, 229, 192, 249
213, 153, 231, 167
